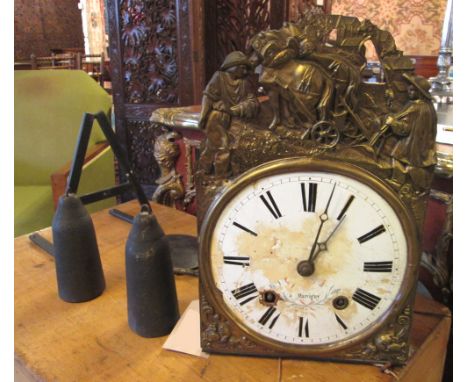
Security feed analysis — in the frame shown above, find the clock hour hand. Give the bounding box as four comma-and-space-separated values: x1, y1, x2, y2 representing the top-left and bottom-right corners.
312, 214, 347, 261
297, 183, 336, 277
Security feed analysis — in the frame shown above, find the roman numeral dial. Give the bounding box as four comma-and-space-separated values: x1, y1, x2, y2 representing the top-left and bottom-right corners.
224, 256, 250, 267
364, 261, 393, 272
301, 182, 317, 212
232, 283, 258, 305
352, 288, 382, 310
233, 222, 257, 236
258, 306, 280, 329
358, 225, 386, 244
210, 169, 409, 347
298, 317, 309, 338
337, 195, 354, 220
260, 191, 282, 219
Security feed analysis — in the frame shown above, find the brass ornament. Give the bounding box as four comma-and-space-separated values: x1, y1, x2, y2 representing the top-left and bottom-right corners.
200, 292, 274, 354
341, 306, 412, 364
151, 130, 200, 211
198, 51, 260, 177
420, 191, 452, 305
181, 137, 200, 208
152, 130, 185, 207
196, 10, 436, 365
151, 107, 200, 130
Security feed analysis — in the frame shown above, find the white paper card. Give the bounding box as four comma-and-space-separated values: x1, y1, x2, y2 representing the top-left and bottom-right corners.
437, 123, 453, 145
163, 299, 209, 358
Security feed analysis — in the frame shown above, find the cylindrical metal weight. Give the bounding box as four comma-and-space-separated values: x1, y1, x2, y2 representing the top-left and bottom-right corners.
126, 208, 180, 337
52, 194, 106, 302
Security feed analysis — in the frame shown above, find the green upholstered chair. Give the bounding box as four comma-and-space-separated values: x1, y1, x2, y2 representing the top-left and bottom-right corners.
14, 70, 117, 237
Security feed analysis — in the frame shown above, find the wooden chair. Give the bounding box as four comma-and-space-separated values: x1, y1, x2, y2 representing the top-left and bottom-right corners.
14, 70, 116, 237
77, 52, 105, 87
30, 53, 77, 70
14, 61, 32, 70
50, 47, 85, 56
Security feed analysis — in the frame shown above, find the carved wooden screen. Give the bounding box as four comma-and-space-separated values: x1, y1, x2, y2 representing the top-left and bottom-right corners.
288, 0, 331, 21
204, 0, 288, 81
203, 0, 331, 87
106, 0, 197, 196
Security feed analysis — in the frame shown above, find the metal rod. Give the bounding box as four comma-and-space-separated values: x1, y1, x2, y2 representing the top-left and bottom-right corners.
80, 182, 133, 205
440, 0, 453, 53
28, 232, 54, 257
94, 112, 152, 211
430, 0, 453, 103
66, 113, 95, 194
109, 208, 134, 223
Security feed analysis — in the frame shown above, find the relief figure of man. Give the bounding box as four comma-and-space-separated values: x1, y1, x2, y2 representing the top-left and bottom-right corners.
198, 51, 259, 176
382, 74, 437, 191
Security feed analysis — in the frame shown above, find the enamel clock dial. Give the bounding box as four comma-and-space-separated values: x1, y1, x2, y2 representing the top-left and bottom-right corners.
199, 158, 418, 354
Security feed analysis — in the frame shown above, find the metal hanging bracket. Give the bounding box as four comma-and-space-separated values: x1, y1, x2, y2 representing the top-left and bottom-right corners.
67, 111, 151, 209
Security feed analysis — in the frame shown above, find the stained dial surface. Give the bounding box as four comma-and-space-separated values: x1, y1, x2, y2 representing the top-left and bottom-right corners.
210, 172, 408, 346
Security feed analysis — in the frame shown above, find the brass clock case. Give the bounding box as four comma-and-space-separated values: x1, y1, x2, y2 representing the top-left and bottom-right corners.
199, 157, 420, 356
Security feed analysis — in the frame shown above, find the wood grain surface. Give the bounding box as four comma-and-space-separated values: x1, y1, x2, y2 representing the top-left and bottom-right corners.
14, 201, 451, 382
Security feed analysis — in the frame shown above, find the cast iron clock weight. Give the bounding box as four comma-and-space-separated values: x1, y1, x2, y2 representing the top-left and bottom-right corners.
33, 111, 179, 337
196, 10, 436, 365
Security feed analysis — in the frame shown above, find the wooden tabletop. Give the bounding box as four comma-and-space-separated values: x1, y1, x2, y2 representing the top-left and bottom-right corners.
15, 201, 451, 382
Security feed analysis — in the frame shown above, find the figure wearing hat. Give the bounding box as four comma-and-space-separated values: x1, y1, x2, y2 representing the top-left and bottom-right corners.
380, 73, 437, 191
198, 51, 259, 176
358, 19, 402, 59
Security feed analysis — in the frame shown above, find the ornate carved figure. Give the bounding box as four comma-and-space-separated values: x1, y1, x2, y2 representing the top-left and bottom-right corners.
182, 137, 200, 210
152, 130, 184, 206
250, 29, 334, 131
373, 74, 437, 191
357, 20, 401, 59
249, 21, 371, 144
299, 38, 363, 116
345, 306, 411, 364
198, 51, 259, 176
196, 10, 437, 225
200, 295, 268, 352
421, 191, 452, 306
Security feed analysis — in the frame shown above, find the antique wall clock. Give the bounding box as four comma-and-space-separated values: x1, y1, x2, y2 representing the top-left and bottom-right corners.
196, 10, 436, 365
198, 158, 419, 363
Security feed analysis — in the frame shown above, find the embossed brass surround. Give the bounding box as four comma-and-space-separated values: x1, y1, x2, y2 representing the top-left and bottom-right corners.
199, 157, 420, 359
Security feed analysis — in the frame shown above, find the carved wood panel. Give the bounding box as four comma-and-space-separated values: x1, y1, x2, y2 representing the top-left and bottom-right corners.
106, 0, 198, 196
203, 0, 332, 84
287, 0, 331, 21
127, 120, 163, 185
14, 0, 84, 60
119, 0, 179, 105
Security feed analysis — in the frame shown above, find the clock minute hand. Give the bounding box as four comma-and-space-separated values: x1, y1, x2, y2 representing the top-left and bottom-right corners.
297, 183, 336, 277
307, 182, 336, 263
312, 214, 347, 261
306, 213, 327, 263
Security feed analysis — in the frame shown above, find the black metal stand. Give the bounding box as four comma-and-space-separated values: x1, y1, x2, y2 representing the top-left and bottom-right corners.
29, 110, 185, 336
29, 111, 153, 258
67, 111, 150, 209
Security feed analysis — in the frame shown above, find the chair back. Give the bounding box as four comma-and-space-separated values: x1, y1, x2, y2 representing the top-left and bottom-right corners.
14, 70, 112, 186
30, 53, 78, 70
76, 53, 105, 86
